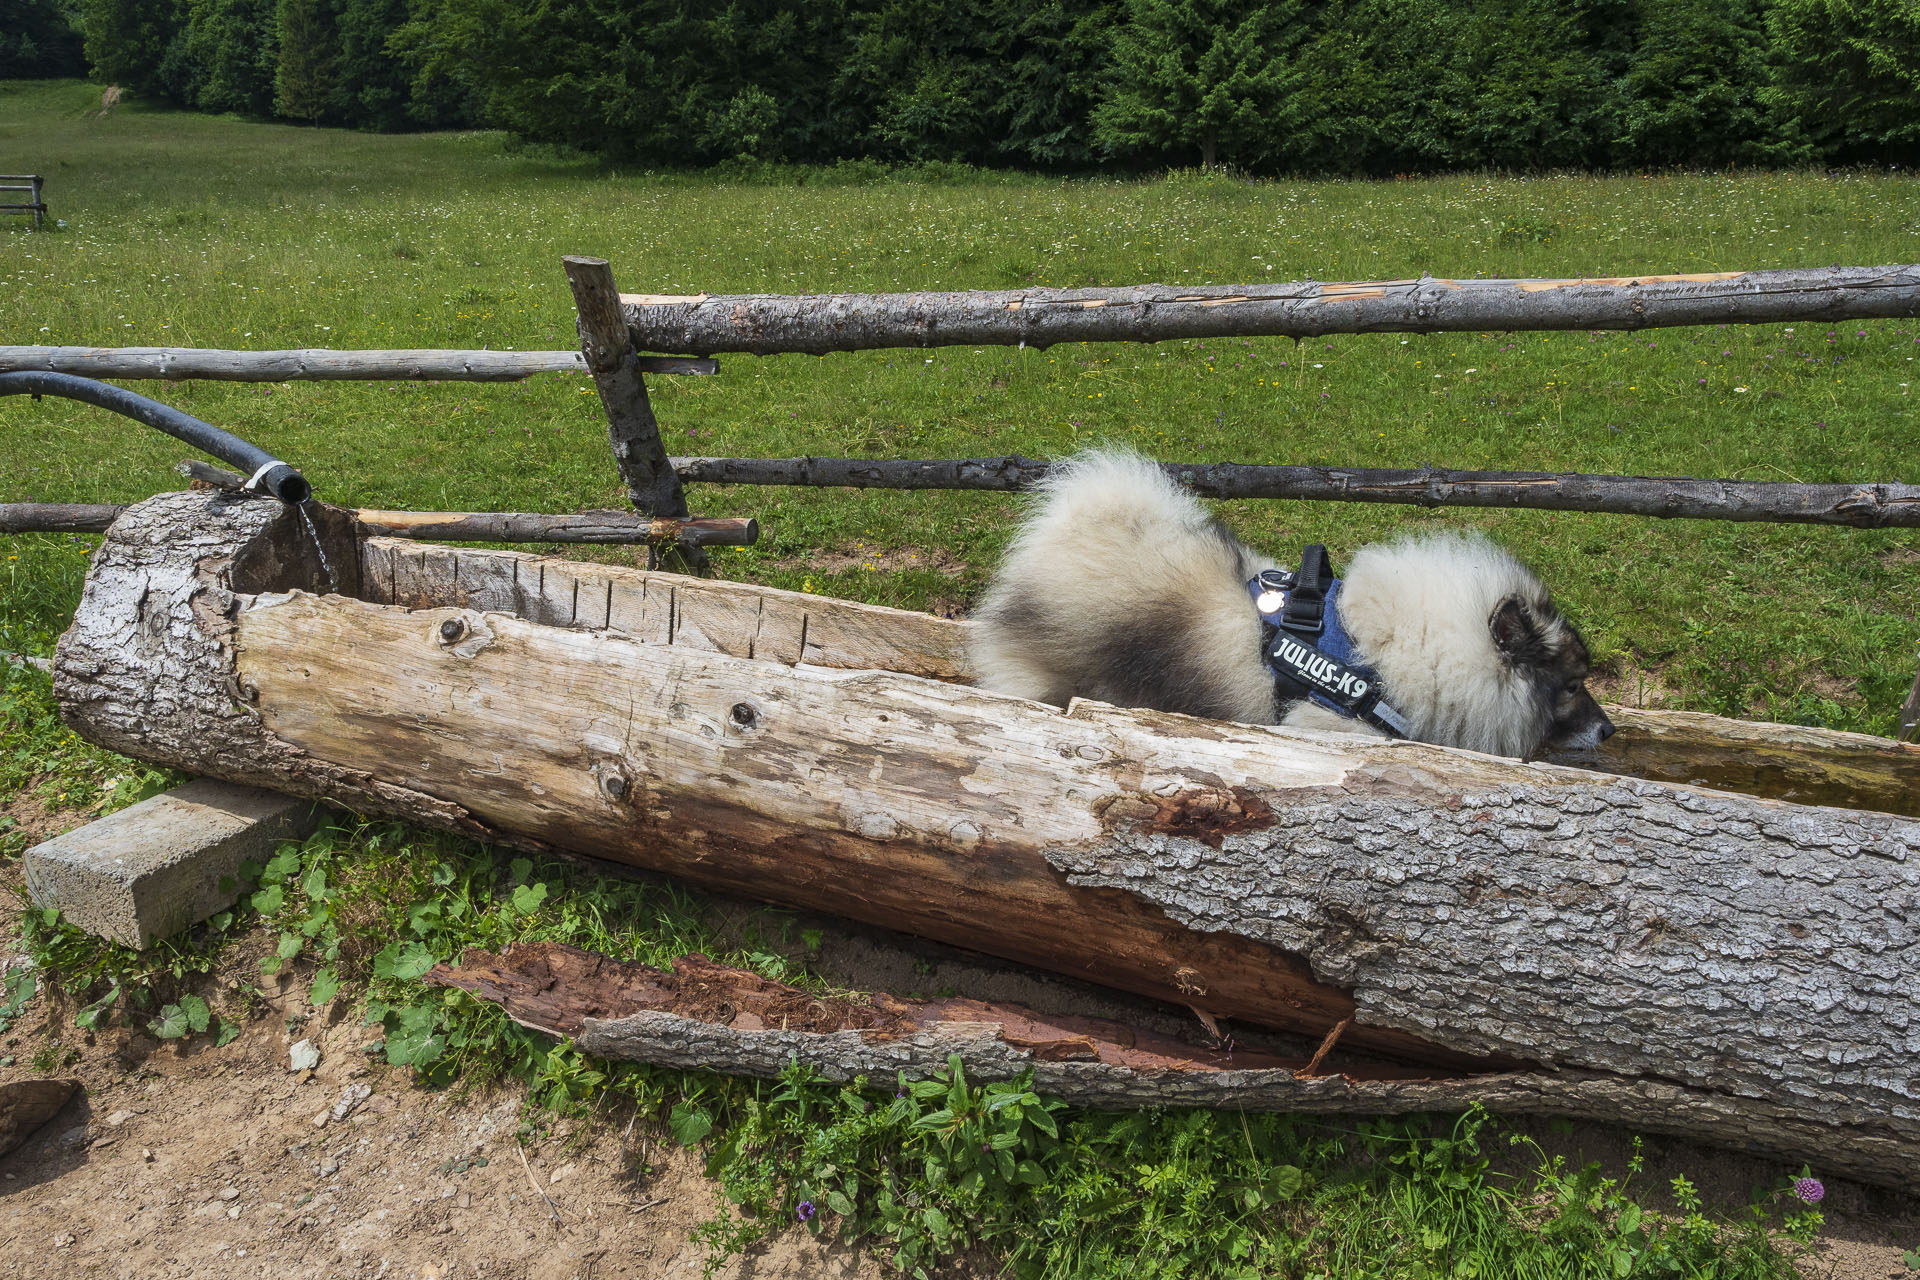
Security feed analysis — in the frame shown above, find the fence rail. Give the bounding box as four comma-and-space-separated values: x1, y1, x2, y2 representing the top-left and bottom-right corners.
671, 455, 1920, 529
0, 346, 716, 382
618, 265, 1920, 355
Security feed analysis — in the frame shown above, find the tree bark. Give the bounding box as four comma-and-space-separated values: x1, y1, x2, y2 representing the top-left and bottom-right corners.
668, 455, 1920, 529
0, 345, 716, 381
428, 943, 1920, 1190
0, 503, 125, 534
618, 265, 1920, 355
52, 493, 1920, 1184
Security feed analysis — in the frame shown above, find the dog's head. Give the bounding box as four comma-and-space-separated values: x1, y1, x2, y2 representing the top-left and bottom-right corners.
1488, 595, 1614, 751
1338, 533, 1613, 758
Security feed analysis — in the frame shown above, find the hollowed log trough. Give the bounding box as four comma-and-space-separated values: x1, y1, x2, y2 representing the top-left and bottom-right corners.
52, 492, 1920, 1186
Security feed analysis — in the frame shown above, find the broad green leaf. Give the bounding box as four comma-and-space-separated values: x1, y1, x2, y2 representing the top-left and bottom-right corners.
0, 971, 34, 1017
385, 1022, 446, 1067
511, 882, 548, 915
309, 968, 341, 1006
277, 932, 304, 960
1267, 1164, 1304, 1201
825, 1190, 855, 1216
250, 884, 284, 915
179, 994, 211, 1033
262, 847, 300, 885
150, 1004, 189, 1039
373, 941, 435, 981
214, 1018, 241, 1047
408, 901, 444, 936
669, 1101, 713, 1147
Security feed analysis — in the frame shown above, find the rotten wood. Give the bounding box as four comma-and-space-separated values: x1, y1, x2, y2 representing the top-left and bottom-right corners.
617, 266, 1920, 355
52, 494, 1920, 1164
0, 502, 756, 548
431, 943, 1920, 1190
667, 455, 1920, 530
564, 256, 705, 573
0, 345, 716, 381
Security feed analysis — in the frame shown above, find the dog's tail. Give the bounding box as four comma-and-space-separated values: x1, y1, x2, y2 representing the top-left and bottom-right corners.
970, 450, 1277, 721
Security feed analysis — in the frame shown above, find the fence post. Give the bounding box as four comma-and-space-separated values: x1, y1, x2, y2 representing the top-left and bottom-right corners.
562, 256, 707, 574
1901, 652, 1920, 743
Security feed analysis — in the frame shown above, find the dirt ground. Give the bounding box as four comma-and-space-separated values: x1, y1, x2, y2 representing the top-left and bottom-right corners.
1, 800, 1917, 1278
0, 981, 888, 1280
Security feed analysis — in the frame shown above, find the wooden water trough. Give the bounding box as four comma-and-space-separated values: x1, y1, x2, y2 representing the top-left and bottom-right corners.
51, 488, 1920, 1187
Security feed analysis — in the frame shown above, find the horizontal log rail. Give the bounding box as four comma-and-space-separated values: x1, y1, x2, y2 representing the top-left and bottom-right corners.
0, 502, 756, 547
0, 346, 716, 382
670, 454, 1920, 529
620, 264, 1920, 355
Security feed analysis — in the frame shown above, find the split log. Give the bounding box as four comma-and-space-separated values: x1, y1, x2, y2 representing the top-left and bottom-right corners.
0, 501, 756, 548
670, 455, 1920, 530
429, 943, 1920, 1189
618, 265, 1920, 355
0, 345, 717, 381
51, 492, 1920, 1182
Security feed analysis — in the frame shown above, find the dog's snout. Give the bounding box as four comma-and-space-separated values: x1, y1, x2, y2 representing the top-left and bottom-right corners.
1597, 718, 1616, 742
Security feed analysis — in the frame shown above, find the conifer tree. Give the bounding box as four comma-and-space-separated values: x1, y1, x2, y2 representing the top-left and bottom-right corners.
1092, 0, 1303, 169
275, 0, 339, 121
1767, 0, 1920, 161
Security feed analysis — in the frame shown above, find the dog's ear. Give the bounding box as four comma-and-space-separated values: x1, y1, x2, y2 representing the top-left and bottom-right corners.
1489, 595, 1545, 661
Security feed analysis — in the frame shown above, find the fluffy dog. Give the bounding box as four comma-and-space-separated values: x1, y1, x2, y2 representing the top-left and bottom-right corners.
970, 450, 1613, 758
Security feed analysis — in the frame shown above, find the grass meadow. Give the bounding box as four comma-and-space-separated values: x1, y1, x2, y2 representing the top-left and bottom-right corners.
1, 76, 1916, 1277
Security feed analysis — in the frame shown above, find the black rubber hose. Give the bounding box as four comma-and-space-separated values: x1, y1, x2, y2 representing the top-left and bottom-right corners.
0, 370, 310, 504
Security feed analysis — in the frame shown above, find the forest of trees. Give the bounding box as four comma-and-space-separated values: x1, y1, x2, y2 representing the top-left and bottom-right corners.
13, 0, 1920, 172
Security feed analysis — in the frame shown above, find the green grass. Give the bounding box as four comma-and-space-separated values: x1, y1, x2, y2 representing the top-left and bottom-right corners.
0, 77, 1912, 1276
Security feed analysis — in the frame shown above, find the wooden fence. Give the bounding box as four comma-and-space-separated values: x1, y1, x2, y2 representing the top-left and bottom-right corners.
3, 256, 1915, 730
1, 175, 45, 230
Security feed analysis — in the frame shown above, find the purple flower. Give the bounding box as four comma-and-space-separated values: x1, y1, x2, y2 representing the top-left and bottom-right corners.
1793, 1177, 1824, 1204
797, 1200, 817, 1221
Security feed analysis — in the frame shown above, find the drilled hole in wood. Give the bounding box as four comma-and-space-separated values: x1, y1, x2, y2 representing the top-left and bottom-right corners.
438, 617, 466, 644
729, 702, 761, 730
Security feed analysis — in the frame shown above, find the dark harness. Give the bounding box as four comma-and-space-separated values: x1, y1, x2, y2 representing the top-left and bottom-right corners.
1248, 545, 1411, 738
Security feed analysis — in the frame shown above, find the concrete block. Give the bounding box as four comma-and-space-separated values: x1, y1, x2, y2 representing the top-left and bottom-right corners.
23, 779, 320, 948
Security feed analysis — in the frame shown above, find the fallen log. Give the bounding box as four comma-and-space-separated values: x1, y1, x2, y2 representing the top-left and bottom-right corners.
619, 265, 1920, 355
670, 455, 1920, 530
51, 492, 1920, 1185
428, 943, 1920, 1189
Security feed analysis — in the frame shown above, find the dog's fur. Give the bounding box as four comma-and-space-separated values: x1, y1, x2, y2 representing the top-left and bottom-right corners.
971, 450, 1612, 758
